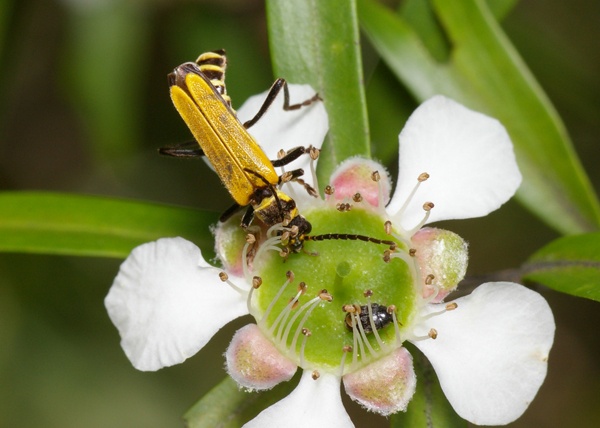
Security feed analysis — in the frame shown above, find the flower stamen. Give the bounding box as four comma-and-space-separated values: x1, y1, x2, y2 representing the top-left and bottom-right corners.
396, 172, 429, 217
290, 290, 332, 359
421, 301, 459, 321
246, 276, 262, 313
388, 305, 403, 344
308, 146, 320, 196
339, 345, 353, 377
218, 271, 248, 295
258, 271, 293, 329
300, 328, 312, 367
273, 282, 307, 339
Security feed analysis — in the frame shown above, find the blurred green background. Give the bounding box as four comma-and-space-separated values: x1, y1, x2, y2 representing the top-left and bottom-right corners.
0, 0, 598, 426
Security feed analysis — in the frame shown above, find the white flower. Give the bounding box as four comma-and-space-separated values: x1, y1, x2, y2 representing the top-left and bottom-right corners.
105, 92, 554, 427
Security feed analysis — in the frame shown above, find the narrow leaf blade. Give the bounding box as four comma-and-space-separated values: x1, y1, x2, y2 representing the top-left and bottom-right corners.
0, 192, 218, 258
184, 375, 297, 428
267, 0, 370, 182
523, 233, 600, 302
358, 0, 600, 234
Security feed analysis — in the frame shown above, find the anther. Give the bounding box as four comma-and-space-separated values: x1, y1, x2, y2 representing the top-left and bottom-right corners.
252, 276, 262, 289
446, 302, 458, 311
219, 272, 228, 282
312, 370, 320, 380
309, 146, 320, 160
409, 248, 417, 257
342, 345, 353, 353
363, 289, 373, 298
418, 172, 430, 182
324, 185, 334, 195
302, 328, 311, 336
277, 149, 286, 159
319, 290, 333, 301
423, 202, 435, 211
371, 171, 380, 182
384, 220, 392, 235
279, 247, 290, 258
298, 282, 307, 294
286, 271, 294, 281
353, 193, 363, 203
245, 233, 256, 244
429, 328, 438, 339
342, 304, 357, 313
425, 274, 435, 285
383, 250, 392, 263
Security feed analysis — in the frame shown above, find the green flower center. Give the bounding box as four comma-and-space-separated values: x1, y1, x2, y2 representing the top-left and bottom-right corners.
251, 204, 418, 374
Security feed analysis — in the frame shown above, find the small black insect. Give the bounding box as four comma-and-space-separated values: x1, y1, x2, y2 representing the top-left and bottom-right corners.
345, 303, 393, 333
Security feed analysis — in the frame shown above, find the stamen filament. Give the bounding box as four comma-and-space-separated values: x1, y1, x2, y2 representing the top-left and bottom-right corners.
390, 308, 402, 344
218, 272, 247, 295
309, 148, 320, 199
366, 300, 386, 349
355, 312, 378, 358
281, 295, 318, 347
246, 276, 262, 314
290, 297, 322, 355
407, 202, 434, 236
397, 176, 425, 217
299, 328, 311, 367
273, 289, 303, 339
421, 302, 457, 321
339, 345, 352, 377
259, 272, 293, 329
351, 315, 361, 366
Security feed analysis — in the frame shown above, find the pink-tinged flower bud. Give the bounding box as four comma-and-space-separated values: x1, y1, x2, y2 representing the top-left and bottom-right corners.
329, 157, 392, 207
225, 324, 297, 391
213, 216, 254, 277
343, 347, 416, 415
411, 227, 468, 302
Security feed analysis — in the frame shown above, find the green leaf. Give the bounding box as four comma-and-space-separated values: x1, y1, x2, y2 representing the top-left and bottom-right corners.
358, 0, 600, 234
397, 0, 518, 62
485, 0, 519, 21
523, 233, 600, 302
266, 0, 370, 183
63, 1, 149, 161
392, 347, 466, 428
398, 0, 450, 62
184, 375, 297, 428
0, 192, 218, 259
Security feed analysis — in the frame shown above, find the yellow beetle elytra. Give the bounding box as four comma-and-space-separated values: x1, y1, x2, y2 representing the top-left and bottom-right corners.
161, 50, 320, 248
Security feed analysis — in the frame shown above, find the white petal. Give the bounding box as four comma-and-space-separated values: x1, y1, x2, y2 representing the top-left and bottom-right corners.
105, 237, 248, 371
244, 370, 354, 428
410, 282, 555, 425
387, 96, 521, 229
236, 83, 328, 190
